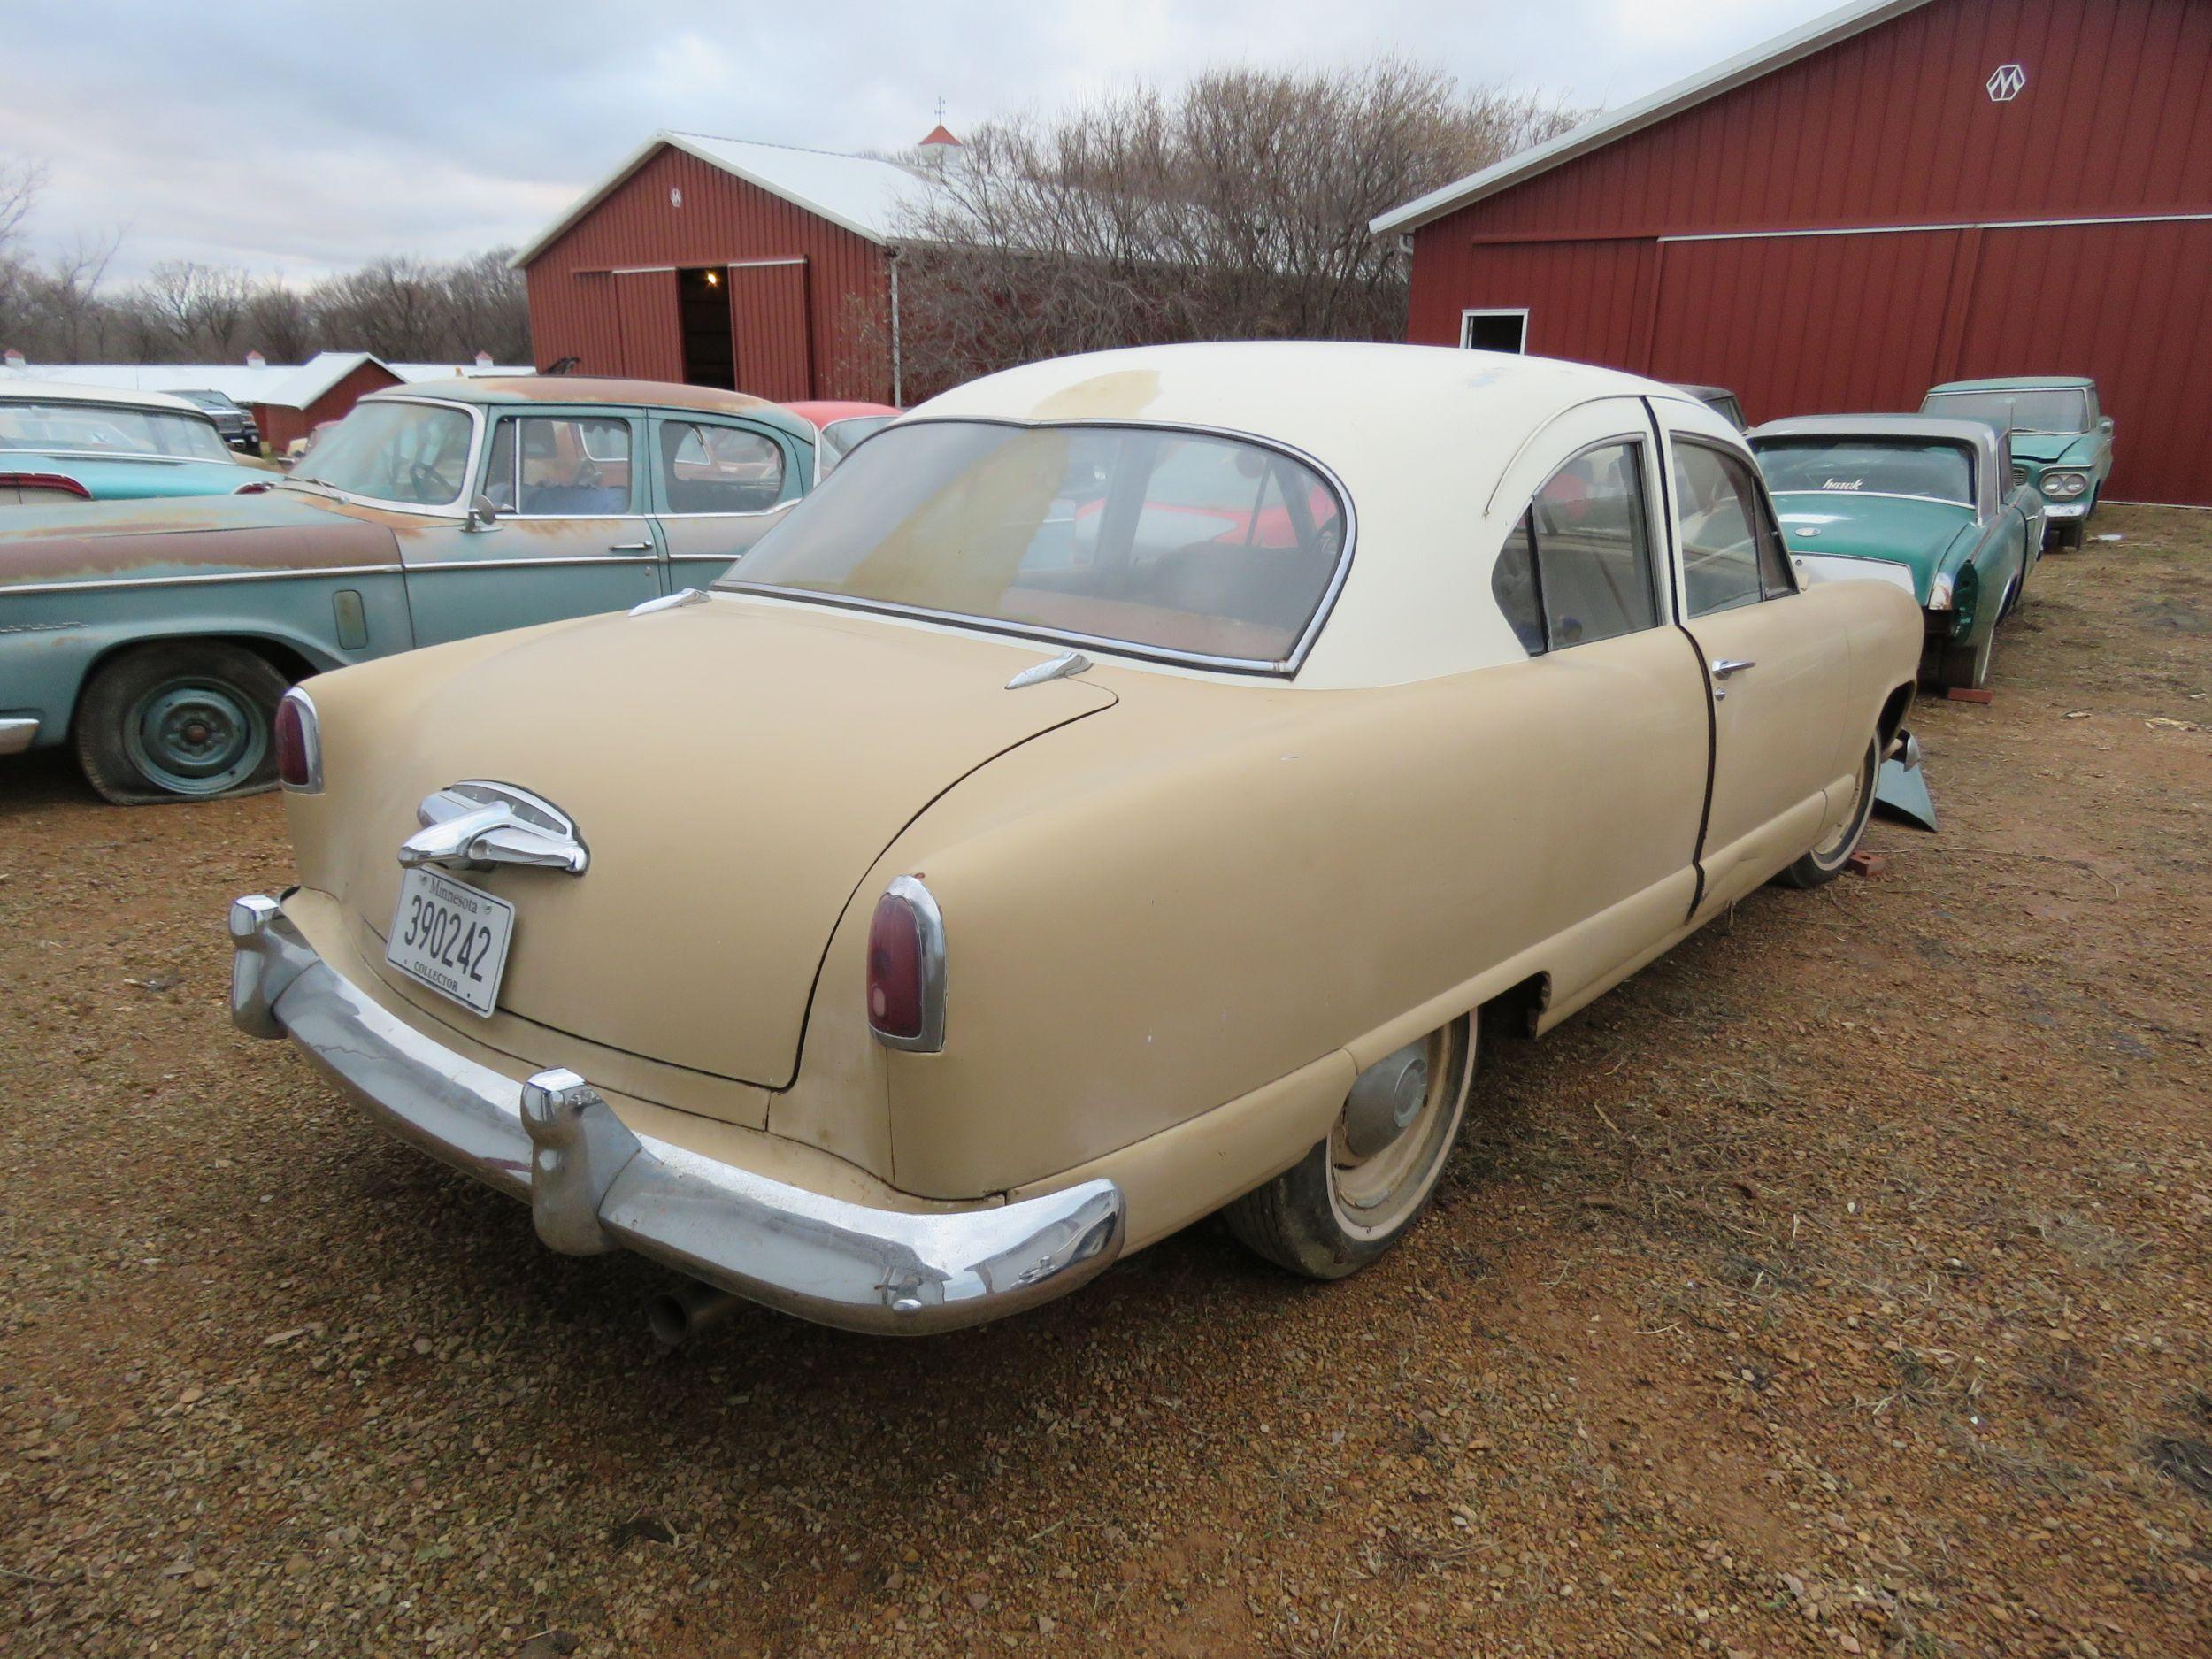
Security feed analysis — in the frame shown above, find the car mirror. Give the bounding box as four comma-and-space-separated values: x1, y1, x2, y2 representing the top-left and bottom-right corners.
465, 495, 502, 533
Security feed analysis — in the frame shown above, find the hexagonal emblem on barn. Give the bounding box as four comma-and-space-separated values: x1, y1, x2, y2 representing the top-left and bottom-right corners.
1986, 63, 2028, 103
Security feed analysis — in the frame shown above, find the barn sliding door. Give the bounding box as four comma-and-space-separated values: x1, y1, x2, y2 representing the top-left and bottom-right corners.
611, 270, 683, 382
727, 259, 815, 401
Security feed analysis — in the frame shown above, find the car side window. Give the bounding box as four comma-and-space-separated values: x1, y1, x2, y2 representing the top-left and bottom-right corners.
483, 416, 635, 517
1674, 441, 1794, 615
660, 419, 787, 514
1493, 440, 1660, 655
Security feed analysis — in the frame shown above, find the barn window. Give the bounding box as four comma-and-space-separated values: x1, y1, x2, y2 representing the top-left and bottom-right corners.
1460, 309, 1528, 353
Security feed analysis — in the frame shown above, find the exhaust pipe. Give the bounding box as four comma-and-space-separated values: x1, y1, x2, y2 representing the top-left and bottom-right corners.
646, 1279, 744, 1346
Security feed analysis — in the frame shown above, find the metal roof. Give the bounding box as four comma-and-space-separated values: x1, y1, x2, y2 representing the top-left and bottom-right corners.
1370, 0, 1938, 236
511, 131, 940, 267
0, 351, 396, 410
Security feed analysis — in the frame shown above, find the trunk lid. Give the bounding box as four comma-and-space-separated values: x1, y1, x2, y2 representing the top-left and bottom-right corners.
1771, 495, 1975, 604
331, 597, 1116, 1088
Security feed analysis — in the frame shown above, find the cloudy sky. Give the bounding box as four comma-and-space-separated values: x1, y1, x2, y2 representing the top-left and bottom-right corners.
3, 0, 1843, 282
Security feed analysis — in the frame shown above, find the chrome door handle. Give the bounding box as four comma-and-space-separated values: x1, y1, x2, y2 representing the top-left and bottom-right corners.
608, 541, 655, 554
1709, 658, 1756, 679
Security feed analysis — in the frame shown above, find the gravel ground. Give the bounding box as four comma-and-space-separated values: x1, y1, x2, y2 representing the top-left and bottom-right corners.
3, 505, 2208, 1658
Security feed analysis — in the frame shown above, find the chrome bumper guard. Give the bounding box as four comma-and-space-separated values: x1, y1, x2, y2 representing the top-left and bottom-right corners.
228, 894, 1125, 1334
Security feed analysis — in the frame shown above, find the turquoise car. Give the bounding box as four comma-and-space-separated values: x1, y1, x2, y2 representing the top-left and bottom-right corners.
1919, 377, 2112, 549
0, 378, 821, 802
1748, 414, 2044, 693
0, 382, 255, 503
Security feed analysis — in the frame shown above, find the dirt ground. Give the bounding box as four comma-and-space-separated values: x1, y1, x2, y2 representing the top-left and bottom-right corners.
3, 505, 2208, 1658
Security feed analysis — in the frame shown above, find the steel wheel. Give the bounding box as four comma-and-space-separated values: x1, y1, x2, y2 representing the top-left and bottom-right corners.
124, 678, 269, 795
1224, 1014, 1476, 1278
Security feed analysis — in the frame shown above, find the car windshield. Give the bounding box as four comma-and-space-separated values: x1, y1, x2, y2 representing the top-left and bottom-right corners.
722, 419, 1348, 665
1756, 439, 1975, 507
289, 399, 475, 506
1922, 388, 2087, 434
0, 400, 234, 463
818, 415, 893, 470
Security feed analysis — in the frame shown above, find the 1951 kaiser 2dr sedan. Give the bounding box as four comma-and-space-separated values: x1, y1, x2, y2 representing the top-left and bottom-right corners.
229, 342, 1924, 1340
1749, 414, 2044, 694
0, 379, 818, 802
1919, 377, 2112, 550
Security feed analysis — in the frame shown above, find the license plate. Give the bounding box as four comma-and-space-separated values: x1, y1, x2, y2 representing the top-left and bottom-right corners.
386, 868, 514, 1018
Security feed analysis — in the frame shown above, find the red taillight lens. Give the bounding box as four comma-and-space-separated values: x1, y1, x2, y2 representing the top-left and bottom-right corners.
234, 480, 272, 494
273, 689, 320, 792
866, 879, 944, 1051
0, 471, 90, 499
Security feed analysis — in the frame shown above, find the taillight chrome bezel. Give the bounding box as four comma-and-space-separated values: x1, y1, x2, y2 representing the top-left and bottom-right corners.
275, 686, 323, 794
867, 875, 947, 1053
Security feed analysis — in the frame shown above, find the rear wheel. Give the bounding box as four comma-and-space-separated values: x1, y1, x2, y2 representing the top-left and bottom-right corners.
1225, 1015, 1474, 1279
74, 641, 288, 804
1776, 734, 1878, 890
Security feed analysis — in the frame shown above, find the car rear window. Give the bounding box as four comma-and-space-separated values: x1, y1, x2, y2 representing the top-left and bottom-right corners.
1756, 439, 1973, 507
721, 420, 1348, 667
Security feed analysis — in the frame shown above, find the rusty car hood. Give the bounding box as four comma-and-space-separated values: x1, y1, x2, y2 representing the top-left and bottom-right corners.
0, 487, 401, 591
300, 596, 1119, 1092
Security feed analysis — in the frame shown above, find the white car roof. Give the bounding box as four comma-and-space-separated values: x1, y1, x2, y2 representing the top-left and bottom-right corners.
910, 341, 1734, 688
0, 380, 211, 416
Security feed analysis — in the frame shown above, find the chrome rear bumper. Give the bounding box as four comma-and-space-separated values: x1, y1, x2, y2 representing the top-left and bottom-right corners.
227, 893, 1125, 1334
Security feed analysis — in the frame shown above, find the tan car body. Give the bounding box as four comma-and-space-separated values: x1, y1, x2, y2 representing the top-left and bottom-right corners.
270, 344, 1922, 1272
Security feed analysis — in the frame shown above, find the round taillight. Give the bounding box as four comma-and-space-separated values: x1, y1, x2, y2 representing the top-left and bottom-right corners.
866, 877, 945, 1052
273, 688, 321, 793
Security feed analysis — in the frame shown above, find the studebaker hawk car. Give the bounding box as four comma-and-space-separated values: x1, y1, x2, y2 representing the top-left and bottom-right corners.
1, 381, 252, 504
1919, 376, 2112, 549
1749, 414, 2042, 694
229, 342, 1923, 1340
0, 379, 820, 801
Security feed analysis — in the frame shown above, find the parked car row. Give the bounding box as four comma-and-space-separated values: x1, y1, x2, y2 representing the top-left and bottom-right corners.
0, 378, 896, 800
1, 380, 258, 504
210, 342, 1927, 1338
1689, 373, 2112, 695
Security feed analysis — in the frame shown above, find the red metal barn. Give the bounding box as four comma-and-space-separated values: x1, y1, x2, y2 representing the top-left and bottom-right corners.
248, 356, 401, 451
1379, 0, 2212, 505
516, 133, 943, 405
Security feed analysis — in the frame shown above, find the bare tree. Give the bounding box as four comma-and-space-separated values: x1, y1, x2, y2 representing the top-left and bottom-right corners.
876, 61, 1583, 400
0, 157, 44, 252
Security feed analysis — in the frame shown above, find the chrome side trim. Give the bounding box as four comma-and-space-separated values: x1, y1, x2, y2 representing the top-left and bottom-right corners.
0, 717, 40, 756
226, 895, 1125, 1334
403, 556, 672, 573
2, 564, 405, 598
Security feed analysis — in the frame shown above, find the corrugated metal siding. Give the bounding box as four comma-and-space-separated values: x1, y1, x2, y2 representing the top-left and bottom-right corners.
523, 145, 892, 402
728, 262, 815, 400
1403, 0, 2212, 502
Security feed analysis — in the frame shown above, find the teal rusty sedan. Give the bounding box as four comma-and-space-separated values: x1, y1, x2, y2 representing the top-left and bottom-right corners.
1748, 415, 2043, 694
1, 382, 255, 504
1919, 377, 2113, 550
0, 378, 820, 802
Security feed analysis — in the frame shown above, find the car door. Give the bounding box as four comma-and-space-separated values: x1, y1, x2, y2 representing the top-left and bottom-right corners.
399, 409, 664, 649
1662, 424, 1859, 912
648, 414, 809, 588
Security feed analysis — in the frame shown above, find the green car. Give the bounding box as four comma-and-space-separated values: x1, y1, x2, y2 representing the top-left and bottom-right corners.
0, 378, 821, 803
1748, 415, 2044, 693
1, 381, 255, 503
1919, 377, 2112, 549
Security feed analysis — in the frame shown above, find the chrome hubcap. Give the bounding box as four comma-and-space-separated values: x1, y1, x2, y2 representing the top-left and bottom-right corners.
1342, 1041, 1430, 1157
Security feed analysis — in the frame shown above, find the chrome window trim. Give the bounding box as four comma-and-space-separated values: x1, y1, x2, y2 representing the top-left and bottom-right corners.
0, 445, 235, 467
403, 555, 669, 573
282, 394, 487, 518
1506, 429, 1671, 648
873, 875, 948, 1054
1769, 488, 1978, 512
2, 563, 405, 598
484, 410, 644, 519
651, 413, 798, 518
718, 415, 1357, 678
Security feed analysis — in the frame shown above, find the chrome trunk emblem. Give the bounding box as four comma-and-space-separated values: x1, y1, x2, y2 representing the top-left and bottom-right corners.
399, 781, 588, 875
